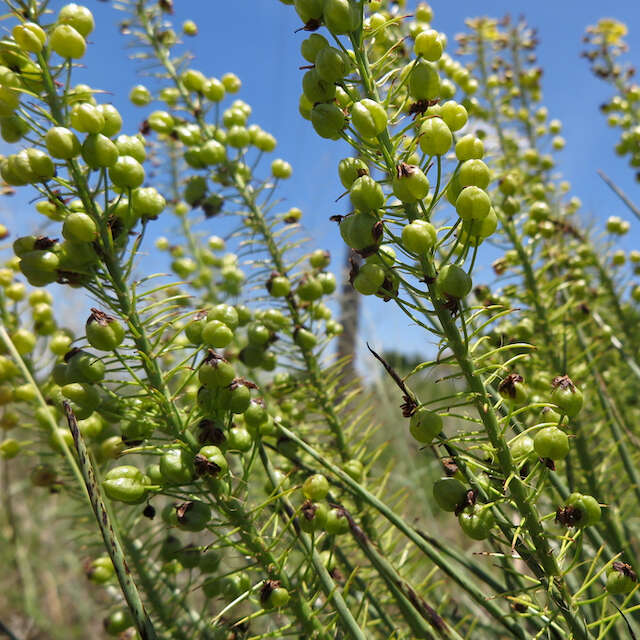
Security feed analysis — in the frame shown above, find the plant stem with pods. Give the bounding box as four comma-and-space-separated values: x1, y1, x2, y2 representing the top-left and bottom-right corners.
275, 420, 529, 640
257, 445, 369, 640
473, 23, 634, 557
32, 17, 328, 638
133, 2, 352, 462
214, 492, 330, 639
346, 23, 592, 639
64, 402, 159, 640
34, 49, 196, 449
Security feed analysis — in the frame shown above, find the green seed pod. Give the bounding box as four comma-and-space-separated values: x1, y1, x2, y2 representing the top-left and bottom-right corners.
458, 504, 494, 540
299, 501, 328, 533
294, 0, 324, 24
324, 506, 349, 534
302, 474, 330, 501
339, 212, 381, 251
131, 187, 166, 218
1, 153, 33, 185
66, 349, 105, 384
353, 262, 385, 295
414, 28, 444, 61
59, 3, 95, 37
533, 426, 569, 460
455, 134, 484, 161
207, 303, 239, 330
262, 583, 291, 610
199, 353, 236, 388
498, 373, 528, 406
606, 562, 637, 595
227, 426, 253, 452
25, 148, 55, 181
174, 500, 212, 532
302, 68, 336, 103
87, 556, 114, 584
104, 608, 133, 636
50, 24, 86, 59
297, 275, 324, 301
409, 407, 442, 443
199, 549, 221, 573
1, 114, 29, 143
62, 211, 97, 243
81, 133, 119, 168
561, 492, 601, 527
460, 208, 497, 243
318, 272, 336, 294
243, 400, 269, 429
351, 99, 388, 139
433, 477, 467, 512
338, 157, 369, 189
436, 264, 472, 299
509, 433, 537, 467
300, 33, 329, 62
129, 84, 152, 106
115, 134, 146, 162
419, 117, 452, 156
86, 308, 125, 351
98, 104, 122, 137
176, 544, 201, 569
103, 465, 150, 504
401, 219, 436, 255
440, 101, 468, 132
70, 102, 104, 134
0, 84, 19, 118
455, 186, 491, 221
196, 445, 229, 478
311, 103, 346, 140
0, 438, 20, 459
458, 159, 490, 190
201, 320, 234, 348
294, 327, 317, 351
109, 155, 145, 189
350, 175, 385, 212
408, 59, 440, 100
200, 139, 226, 165
12, 22, 46, 53
184, 175, 208, 207
160, 447, 195, 484
550, 375, 583, 418
315, 46, 351, 83
392, 163, 430, 203
217, 382, 252, 414
323, 0, 360, 34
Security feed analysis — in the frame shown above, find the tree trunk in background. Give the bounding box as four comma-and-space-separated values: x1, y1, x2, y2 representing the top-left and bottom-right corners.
336, 248, 361, 384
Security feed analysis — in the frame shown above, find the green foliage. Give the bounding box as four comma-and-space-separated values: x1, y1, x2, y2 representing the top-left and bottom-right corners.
0, 2, 639, 639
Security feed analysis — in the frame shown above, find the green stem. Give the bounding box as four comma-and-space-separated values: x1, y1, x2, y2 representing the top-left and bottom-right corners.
34, 50, 197, 450
0, 324, 87, 496
598, 169, 640, 222
214, 493, 329, 639
275, 421, 528, 640
348, 34, 590, 639
258, 445, 366, 640
121, 536, 196, 640
64, 402, 159, 640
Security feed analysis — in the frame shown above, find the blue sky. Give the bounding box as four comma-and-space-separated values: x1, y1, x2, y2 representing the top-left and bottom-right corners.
3, 1, 640, 361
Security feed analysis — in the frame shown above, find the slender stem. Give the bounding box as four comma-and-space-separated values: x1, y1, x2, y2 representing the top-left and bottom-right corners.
275, 421, 528, 640
214, 493, 329, 639
348, 33, 591, 639
64, 403, 159, 640
34, 50, 197, 450
0, 324, 87, 495
258, 446, 366, 640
